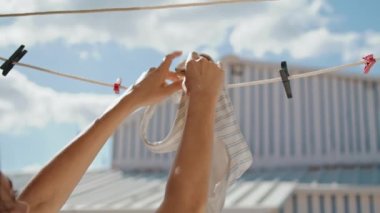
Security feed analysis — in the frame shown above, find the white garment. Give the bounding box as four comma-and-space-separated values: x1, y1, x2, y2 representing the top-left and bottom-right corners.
140, 52, 253, 212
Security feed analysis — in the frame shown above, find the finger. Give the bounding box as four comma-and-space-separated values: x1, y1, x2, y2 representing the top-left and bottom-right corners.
185, 59, 195, 71
166, 72, 180, 81
196, 57, 208, 63
174, 68, 186, 78
188, 52, 200, 61
148, 67, 156, 73
159, 51, 183, 72
199, 53, 213, 62
163, 80, 183, 95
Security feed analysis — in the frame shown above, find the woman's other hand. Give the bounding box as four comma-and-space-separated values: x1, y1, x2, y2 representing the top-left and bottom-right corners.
184, 53, 224, 101
130, 51, 183, 107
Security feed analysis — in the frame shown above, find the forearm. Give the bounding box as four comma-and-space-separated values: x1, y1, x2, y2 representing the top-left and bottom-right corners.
19, 91, 140, 213
163, 95, 217, 211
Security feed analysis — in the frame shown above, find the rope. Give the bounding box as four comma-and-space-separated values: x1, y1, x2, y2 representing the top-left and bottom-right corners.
226, 59, 375, 88
0, 56, 377, 91
0, 56, 128, 90
0, 0, 277, 18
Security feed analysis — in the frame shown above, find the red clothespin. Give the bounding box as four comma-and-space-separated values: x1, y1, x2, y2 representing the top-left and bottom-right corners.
363, 54, 376, 74
113, 78, 121, 94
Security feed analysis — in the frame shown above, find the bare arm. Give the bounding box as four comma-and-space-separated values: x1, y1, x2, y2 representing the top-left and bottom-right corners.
18, 51, 183, 213
159, 56, 224, 213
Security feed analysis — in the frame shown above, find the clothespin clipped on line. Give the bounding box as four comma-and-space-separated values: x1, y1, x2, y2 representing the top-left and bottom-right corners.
279, 61, 292, 99
113, 78, 122, 94
1, 45, 27, 76
363, 54, 376, 74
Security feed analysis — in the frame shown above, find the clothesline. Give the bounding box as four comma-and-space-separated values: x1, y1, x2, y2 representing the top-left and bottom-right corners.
0, 0, 276, 18
227, 59, 374, 88
0, 55, 377, 92
0, 56, 128, 90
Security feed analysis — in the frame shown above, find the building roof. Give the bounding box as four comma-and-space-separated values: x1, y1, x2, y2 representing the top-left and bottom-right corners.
9, 166, 380, 212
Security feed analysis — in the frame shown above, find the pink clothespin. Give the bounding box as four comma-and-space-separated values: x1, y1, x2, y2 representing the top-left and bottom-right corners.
113, 78, 122, 94
363, 54, 376, 74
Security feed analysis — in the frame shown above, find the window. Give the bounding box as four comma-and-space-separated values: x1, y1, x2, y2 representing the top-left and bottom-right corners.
319, 77, 326, 155
346, 80, 354, 154
258, 71, 265, 157
301, 79, 307, 156
373, 82, 380, 151
249, 69, 256, 156
369, 195, 375, 213
307, 194, 313, 213
268, 81, 275, 155
240, 83, 247, 144
319, 195, 325, 213
356, 195, 361, 213
362, 82, 371, 153
344, 195, 350, 213
280, 83, 286, 157
309, 78, 316, 155
289, 96, 296, 156
292, 194, 298, 213
338, 79, 346, 154
280, 207, 285, 213
328, 79, 336, 152
331, 195, 337, 213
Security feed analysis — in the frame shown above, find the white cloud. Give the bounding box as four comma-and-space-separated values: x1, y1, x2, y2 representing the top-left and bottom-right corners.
361, 32, 380, 59
229, 0, 366, 61
79, 51, 89, 60
0, 70, 116, 134
79, 50, 102, 60
0, 0, 378, 61
0, 0, 256, 54
0, 19, 111, 47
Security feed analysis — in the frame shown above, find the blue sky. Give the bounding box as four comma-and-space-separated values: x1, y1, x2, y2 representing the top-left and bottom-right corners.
1, 0, 380, 173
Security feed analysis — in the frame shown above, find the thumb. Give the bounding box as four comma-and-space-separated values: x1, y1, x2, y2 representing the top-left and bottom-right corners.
163, 80, 183, 95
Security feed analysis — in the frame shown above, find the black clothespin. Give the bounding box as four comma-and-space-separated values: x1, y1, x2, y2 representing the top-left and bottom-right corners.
1, 45, 27, 76
279, 61, 292, 99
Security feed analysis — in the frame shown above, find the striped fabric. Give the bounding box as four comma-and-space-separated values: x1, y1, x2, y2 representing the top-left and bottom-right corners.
140, 52, 253, 212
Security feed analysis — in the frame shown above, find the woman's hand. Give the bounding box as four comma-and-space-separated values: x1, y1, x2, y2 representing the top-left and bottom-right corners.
159, 53, 224, 213
184, 53, 224, 101
129, 51, 183, 107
